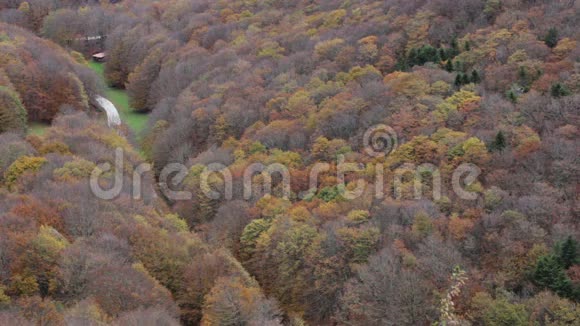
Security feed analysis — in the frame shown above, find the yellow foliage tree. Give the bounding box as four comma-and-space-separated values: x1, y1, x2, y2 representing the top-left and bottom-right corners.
384, 71, 430, 98
4, 156, 47, 190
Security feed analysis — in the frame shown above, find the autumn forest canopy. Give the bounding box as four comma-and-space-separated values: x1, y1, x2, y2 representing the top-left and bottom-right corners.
0, 0, 579, 325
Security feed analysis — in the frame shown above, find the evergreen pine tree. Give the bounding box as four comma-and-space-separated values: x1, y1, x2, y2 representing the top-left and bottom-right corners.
446, 48, 455, 60
451, 37, 459, 56
533, 255, 573, 298
439, 48, 448, 61
507, 90, 518, 103
454, 60, 463, 72
559, 236, 579, 269
518, 67, 530, 91
408, 48, 419, 67
551, 83, 570, 98
445, 60, 453, 72
471, 70, 481, 83
434, 48, 441, 63
395, 57, 409, 71
544, 27, 559, 48
461, 73, 470, 85
455, 74, 463, 87
491, 131, 506, 152
416, 46, 427, 65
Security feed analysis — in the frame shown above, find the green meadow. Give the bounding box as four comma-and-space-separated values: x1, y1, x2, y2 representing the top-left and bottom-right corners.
88, 61, 149, 138
27, 121, 49, 136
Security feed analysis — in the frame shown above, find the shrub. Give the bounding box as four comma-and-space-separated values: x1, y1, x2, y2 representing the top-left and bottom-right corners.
4, 156, 47, 189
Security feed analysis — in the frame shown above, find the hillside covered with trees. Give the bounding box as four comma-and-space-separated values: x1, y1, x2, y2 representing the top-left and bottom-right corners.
0, 0, 579, 325
0, 22, 101, 129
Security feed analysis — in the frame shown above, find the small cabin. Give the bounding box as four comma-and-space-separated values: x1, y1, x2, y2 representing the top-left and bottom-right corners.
92, 52, 107, 62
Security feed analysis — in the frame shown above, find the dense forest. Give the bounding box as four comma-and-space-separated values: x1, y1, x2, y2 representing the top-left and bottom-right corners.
0, 0, 579, 325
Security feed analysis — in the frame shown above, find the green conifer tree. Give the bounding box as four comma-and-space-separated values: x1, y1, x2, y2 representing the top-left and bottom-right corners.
464, 41, 471, 51
551, 83, 570, 98
439, 48, 448, 61
544, 27, 559, 48
451, 37, 459, 56
445, 60, 453, 72
461, 73, 470, 85
533, 255, 573, 298
491, 131, 506, 152
455, 74, 463, 87
471, 70, 481, 84
507, 90, 518, 103
558, 236, 579, 269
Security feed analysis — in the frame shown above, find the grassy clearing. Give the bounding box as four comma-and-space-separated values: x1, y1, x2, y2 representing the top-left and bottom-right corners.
27, 122, 49, 136
88, 61, 149, 139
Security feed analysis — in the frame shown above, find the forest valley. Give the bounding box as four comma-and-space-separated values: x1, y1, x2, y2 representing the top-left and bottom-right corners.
0, 0, 579, 325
